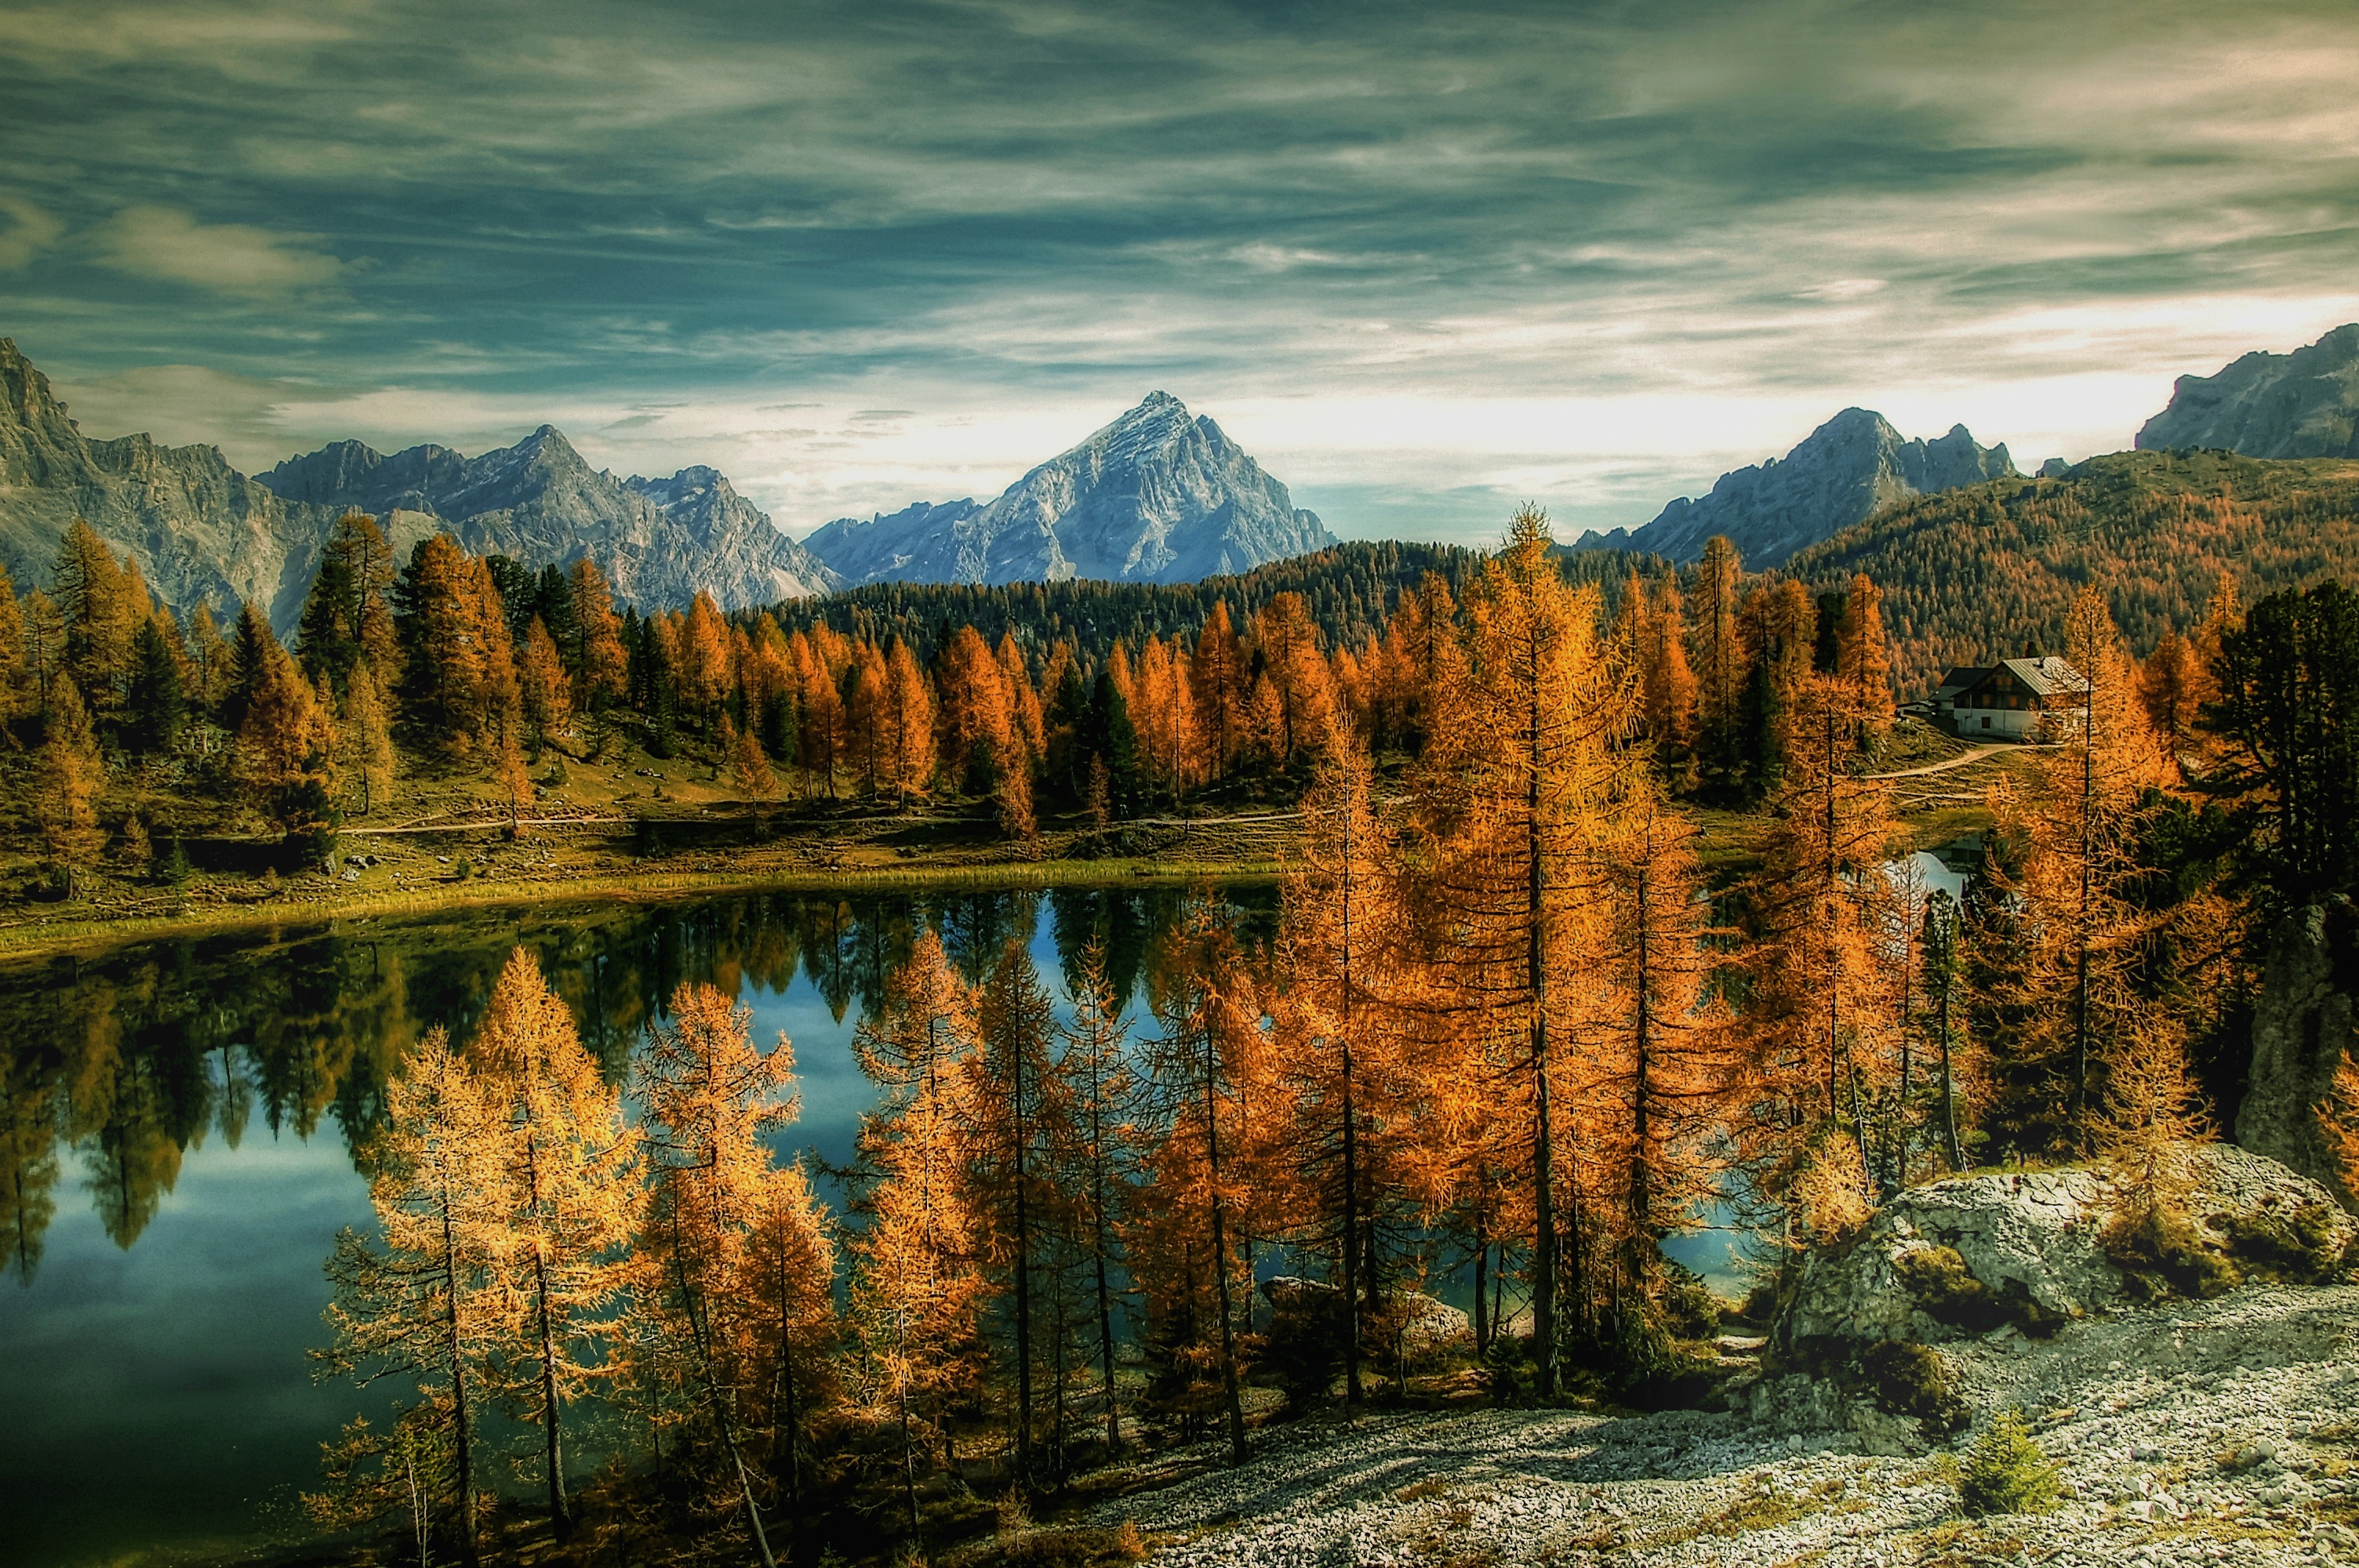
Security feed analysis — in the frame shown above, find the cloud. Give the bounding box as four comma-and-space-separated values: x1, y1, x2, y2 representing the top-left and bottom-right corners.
9, 2, 2359, 542
0, 192, 62, 268
93, 205, 346, 296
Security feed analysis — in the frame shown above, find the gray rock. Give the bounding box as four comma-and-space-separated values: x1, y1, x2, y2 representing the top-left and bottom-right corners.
2237, 902, 2359, 1202
262, 429, 841, 615
2137, 323, 2359, 459
0, 337, 341, 634
1572, 406, 2015, 568
1768, 1145, 2353, 1375
0, 336, 838, 632
799, 391, 1335, 588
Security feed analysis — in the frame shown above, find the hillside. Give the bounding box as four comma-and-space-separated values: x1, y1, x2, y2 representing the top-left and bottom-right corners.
2139, 321, 2359, 458
766, 538, 1663, 662
0, 337, 342, 630
1784, 448, 2359, 696
0, 337, 835, 633
260, 430, 839, 611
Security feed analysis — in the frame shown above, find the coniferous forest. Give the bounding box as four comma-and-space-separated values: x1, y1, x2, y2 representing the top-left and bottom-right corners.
8, 485, 2356, 1566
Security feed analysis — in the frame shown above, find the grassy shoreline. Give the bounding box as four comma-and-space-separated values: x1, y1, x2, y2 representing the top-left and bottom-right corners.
0, 854, 1289, 964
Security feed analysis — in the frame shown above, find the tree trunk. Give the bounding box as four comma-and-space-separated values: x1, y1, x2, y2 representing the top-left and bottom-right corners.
1340, 800, 1363, 1410
438, 1177, 479, 1568
1204, 1024, 1248, 1465
1011, 1044, 1034, 1486
534, 1250, 569, 1539
1528, 664, 1557, 1399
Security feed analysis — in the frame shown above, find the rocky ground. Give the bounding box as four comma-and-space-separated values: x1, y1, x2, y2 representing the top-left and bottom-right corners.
1082, 1150, 2359, 1568
1091, 1283, 2359, 1566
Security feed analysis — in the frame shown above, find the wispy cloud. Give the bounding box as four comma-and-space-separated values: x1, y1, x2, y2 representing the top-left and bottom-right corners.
0, 192, 60, 268
93, 205, 347, 296
8, 1, 2359, 542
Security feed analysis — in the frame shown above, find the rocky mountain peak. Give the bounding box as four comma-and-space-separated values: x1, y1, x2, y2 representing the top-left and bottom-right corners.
2138, 323, 2359, 459
0, 336, 87, 446
1577, 406, 2015, 567
800, 394, 1334, 589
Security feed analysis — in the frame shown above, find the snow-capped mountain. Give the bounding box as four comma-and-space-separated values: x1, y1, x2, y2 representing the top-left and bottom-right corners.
801, 392, 1336, 588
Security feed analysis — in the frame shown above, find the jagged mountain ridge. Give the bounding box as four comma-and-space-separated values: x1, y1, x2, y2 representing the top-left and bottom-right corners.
259, 431, 841, 610
1575, 407, 2016, 567
0, 336, 838, 635
2137, 322, 2359, 459
798, 499, 987, 587
0, 337, 344, 633
800, 391, 1336, 587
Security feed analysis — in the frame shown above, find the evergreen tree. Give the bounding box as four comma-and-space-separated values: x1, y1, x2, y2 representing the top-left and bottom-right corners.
963, 942, 1066, 1484
1054, 942, 1135, 1451
1408, 504, 1635, 1398
36, 675, 104, 892
124, 617, 186, 755
633, 982, 802, 1568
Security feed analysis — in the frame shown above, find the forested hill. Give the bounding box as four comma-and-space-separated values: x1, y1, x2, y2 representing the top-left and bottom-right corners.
1784, 448, 2359, 697
765, 538, 1665, 662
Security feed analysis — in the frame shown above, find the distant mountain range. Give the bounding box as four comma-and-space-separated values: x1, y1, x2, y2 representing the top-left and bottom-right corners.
1572, 408, 2018, 568
256, 430, 840, 609
0, 337, 838, 633
16, 320, 2359, 638
800, 391, 1335, 588
2138, 322, 2359, 459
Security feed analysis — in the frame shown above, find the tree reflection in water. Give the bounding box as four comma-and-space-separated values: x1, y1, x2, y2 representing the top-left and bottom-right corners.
0, 884, 1275, 1284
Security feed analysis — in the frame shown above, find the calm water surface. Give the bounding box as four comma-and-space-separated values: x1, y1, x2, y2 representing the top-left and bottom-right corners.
0, 884, 1275, 1568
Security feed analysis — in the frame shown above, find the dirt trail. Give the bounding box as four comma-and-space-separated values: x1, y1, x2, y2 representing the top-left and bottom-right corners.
1868, 741, 2055, 780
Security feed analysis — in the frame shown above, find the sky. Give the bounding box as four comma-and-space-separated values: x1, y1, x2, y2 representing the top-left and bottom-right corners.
4, 0, 2359, 545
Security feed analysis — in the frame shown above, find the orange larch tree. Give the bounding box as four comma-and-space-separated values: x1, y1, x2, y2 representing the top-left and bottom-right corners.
317, 1030, 507, 1568
1408, 504, 1635, 1398
632, 982, 803, 1568
468, 949, 638, 1541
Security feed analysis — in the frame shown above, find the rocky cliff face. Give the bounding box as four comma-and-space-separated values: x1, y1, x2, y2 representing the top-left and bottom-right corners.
1577, 408, 2016, 567
799, 392, 1336, 588
0, 337, 341, 630
2237, 901, 2359, 1198
261, 432, 840, 609
2138, 324, 2359, 459
0, 336, 835, 634
798, 499, 986, 586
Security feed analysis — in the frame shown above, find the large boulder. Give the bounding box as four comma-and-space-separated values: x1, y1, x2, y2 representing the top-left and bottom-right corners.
1744, 1145, 2357, 1454
1774, 1145, 2355, 1357
2237, 900, 2359, 1200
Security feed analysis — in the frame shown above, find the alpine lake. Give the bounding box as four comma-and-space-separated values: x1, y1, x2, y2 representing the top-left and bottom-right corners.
0, 861, 1968, 1567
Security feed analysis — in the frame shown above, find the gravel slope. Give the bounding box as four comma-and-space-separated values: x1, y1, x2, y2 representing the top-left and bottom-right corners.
1089, 1285, 2359, 1567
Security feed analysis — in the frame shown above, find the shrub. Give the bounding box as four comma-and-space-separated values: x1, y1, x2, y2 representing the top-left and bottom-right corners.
1958, 1409, 2061, 1517
2219, 1202, 2344, 1284
1895, 1247, 2002, 1331
1859, 1340, 1966, 1435
2102, 1204, 2237, 1300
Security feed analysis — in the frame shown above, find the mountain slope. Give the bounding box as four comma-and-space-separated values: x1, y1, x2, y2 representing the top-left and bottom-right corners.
1578, 408, 2016, 568
0, 337, 343, 630
2137, 322, 2359, 459
798, 499, 985, 586
1783, 448, 2359, 697
260, 433, 840, 608
800, 392, 1336, 588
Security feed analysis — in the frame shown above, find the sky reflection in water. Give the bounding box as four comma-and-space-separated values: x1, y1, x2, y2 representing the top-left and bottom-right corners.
0, 884, 1267, 1568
